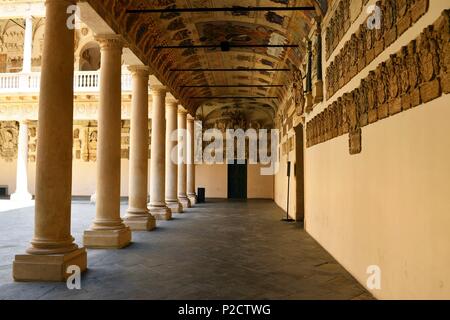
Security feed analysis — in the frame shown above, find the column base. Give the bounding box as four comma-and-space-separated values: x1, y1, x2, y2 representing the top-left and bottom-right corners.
179, 196, 191, 209
10, 192, 33, 202
166, 200, 183, 213
124, 212, 156, 231
149, 206, 172, 220
187, 194, 197, 206
13, 248, 87, 282
83, 227, 131, 249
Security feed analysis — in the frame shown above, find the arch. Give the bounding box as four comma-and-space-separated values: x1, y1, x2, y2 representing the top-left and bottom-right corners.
78, 40, 100, 71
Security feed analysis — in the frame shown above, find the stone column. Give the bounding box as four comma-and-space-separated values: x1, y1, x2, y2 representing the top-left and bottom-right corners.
186, 115, 197, 205
177, 109, 191, 209
22, 15, 33, 73
13, 0, 86, 282
10, 120, 32, 202
83, 35, 131, 248
165, 99, 183, 213
148, 86, 172, 220
124, 65, 155, 231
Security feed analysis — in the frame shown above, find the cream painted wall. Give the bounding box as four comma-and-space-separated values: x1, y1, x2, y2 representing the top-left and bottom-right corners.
0, 159, 19, 196
247, 164, 274, 199
272, 1, 450, 299
274, 149, 296, 216
195, 163, 274, 199
275, 135, 302, 220
0, 160, 272, 200
0, 159, 150, 198
305, 95, 450, 299
195, 163, 228, 198
302, 1, 450, 299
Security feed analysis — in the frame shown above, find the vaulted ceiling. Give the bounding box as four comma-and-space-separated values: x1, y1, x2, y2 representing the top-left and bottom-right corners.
87, 0, 327, 126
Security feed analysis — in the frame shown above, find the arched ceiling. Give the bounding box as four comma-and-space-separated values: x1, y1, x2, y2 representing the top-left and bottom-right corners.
87, 0, 327, 125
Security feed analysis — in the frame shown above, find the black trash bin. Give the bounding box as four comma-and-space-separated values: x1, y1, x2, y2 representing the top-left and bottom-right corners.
197, 187, 205, 203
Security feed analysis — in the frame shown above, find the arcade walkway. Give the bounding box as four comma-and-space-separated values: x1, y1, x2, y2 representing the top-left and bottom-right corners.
0, 200, 372, 300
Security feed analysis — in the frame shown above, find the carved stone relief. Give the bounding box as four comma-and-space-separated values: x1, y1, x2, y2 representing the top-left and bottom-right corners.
418, 25, 442, 103
325, 0, 430, 100
387, 55, 402, 116
81, 121, 98, 162
377, 62, 389, 120
384, 0, 398, 47
28, 122, 37, 162
367, 71, 378, 124
349, 128, 362, 155
435, 10, 450, 94
325, 0, 352, 60
307, 10, 449, 155
72, 120, 148, 162
0, 121, 18, 161
291, 67, 306, 117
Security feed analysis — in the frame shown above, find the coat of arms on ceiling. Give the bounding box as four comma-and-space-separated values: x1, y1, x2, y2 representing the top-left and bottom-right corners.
196, 21, 282, 56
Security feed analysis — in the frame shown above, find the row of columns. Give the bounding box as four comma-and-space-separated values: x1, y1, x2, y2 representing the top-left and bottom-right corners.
12, 0, 196, 282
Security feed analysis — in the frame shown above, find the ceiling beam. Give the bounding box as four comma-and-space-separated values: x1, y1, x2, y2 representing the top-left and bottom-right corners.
127, 6, 316, 14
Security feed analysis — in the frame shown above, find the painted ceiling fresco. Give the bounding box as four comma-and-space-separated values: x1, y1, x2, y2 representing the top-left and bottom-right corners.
86, 0, 326, 124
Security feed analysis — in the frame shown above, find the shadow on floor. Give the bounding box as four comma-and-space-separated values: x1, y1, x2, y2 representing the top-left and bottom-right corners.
0, 199, 374, 300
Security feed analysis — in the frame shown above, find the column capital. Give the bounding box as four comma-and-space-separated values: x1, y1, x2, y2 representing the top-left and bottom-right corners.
178, 107, 188, 115
166, 98, 179, 106
187, 114, 195, 121
18, 119, 31, 125
151, 85, 167, 96
128, 65, 151, 78
95, 34, 125, 51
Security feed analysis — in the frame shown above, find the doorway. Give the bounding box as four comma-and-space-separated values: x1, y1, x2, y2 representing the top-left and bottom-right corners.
227, 162, 247, 199
294, 124, 305, 222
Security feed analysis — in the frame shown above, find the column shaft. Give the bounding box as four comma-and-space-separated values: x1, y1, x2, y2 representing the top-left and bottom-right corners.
124, 66, 155, 231
165, 100, 183, 213
83, 35, 131, 248
11, 120, 32, 202
178, 110, 190, 208
13, 0, 86, 282
187, 116, 197, 205
149, 86, 172, 220
22, 15, 33, 73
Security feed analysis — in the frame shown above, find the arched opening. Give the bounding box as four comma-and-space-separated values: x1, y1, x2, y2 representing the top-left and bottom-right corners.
78, 41, 100, 71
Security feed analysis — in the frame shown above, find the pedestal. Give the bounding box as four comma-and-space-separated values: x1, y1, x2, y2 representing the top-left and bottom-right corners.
124, 216, 155, 231
124, 209, 156, 231
83, 227, 131, 249
150, 206, 172, 220
166, 201, 183, 213
179, 197, 191, 209
188, 194, 197, 205
13, 248, 87, 282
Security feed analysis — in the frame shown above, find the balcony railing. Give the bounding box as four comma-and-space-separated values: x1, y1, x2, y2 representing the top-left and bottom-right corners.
0, 71, 133, 94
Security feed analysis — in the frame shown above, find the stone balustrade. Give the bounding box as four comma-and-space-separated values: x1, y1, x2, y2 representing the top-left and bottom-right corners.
0, 71, 134, 94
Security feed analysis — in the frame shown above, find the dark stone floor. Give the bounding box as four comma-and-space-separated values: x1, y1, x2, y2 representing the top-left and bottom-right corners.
0, 199, 373, 300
